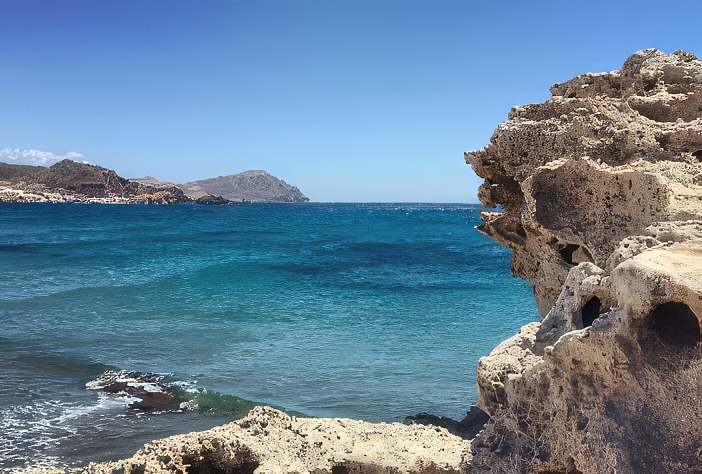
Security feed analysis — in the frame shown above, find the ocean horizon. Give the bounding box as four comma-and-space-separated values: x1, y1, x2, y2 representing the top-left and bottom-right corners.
1, 202, 536, 468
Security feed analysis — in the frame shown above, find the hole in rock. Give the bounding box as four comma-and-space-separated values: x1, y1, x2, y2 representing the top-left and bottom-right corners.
581, 297, 602, 328
643, 79, 657, 92
655, 135, 669, 150
647, 302, 700, 348
558, 243, 592, 266
332, 463, 387, 474
692, 149, 702, 161
629, 102, 672, 123
516, 223, 527, 239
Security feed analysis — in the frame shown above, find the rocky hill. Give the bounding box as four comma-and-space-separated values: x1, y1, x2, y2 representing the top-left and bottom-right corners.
179, 170, 309, 203
0, 160, 190, 204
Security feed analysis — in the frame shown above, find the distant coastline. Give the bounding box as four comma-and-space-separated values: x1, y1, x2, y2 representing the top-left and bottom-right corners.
0, 160, 309, 205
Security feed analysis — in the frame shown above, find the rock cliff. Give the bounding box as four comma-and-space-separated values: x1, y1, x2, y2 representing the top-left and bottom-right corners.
466, 49, 702, 473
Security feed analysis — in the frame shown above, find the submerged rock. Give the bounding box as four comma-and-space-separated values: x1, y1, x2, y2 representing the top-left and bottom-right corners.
85, 370, 259, 417
466, 49, 702, 473
86, 371, 184, 412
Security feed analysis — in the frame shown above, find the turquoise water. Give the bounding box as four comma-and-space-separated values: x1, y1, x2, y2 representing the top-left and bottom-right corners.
0, 203, 537, 468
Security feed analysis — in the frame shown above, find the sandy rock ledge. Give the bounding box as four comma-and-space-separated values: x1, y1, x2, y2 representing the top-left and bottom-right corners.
26, 406, 470, 473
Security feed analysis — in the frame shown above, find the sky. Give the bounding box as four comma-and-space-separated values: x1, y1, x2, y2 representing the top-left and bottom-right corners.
1, 1, 701, 202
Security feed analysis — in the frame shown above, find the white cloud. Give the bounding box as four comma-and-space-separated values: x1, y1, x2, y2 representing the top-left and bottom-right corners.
0, 148, 85, 166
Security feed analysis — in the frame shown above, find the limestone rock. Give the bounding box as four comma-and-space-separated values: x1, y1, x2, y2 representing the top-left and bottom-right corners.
467, 49, 702, 473
75, 406, 470, 473
467, 48, 702, 317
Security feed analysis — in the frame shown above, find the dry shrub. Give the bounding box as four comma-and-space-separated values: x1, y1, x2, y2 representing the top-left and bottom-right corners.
490, 385, 618, 474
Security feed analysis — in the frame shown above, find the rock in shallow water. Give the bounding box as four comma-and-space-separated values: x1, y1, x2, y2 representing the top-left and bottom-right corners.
86, 370, 185, 412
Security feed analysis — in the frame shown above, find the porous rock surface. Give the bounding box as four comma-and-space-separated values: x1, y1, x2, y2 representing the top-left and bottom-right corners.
466, 49, 702, 473
71, 406, 469, 473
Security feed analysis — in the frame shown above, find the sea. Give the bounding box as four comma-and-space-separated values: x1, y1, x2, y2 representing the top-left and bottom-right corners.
0, 202, 537, 469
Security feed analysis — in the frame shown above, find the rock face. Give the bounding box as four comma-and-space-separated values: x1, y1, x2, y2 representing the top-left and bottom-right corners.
0, 160, 190, 204
75, 406, 469, 473
466, 49, 702, 473
179, 170, 309, 203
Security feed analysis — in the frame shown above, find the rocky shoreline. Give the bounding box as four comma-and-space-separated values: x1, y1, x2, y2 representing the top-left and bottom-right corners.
20, 49, 702, 473
32, 407, 472, 473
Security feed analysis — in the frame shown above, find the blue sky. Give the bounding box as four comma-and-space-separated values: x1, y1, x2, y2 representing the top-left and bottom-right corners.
1, 0, 701, 202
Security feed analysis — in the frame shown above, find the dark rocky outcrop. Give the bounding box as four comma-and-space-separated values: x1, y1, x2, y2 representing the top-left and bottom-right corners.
0, 162, 45, 182
86, 371, 184, 412
194, 194, 232, 205
404, 405, 489, 439
40, 159, 138, 197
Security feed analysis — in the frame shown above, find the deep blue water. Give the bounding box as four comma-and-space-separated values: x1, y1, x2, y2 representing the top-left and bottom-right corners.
0, 203, 537, 468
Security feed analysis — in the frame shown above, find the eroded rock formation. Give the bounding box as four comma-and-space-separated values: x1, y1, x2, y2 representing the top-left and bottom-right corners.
466, 49, 702, 473
73, 406, 470, 473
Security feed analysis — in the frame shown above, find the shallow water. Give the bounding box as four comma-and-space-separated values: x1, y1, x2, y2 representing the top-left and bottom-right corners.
0, 202, 537, 468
